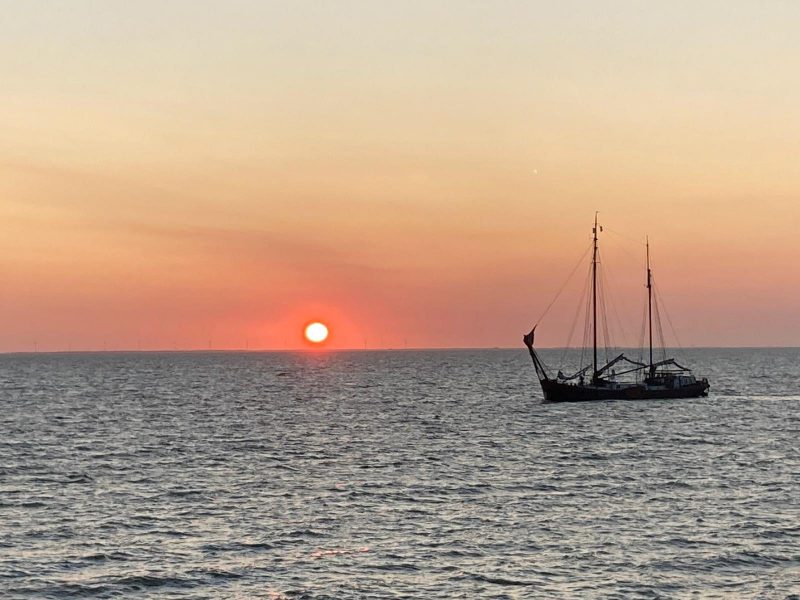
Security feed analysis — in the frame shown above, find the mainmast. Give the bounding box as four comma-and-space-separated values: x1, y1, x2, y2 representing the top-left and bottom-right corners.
646, 237, 653, 376
592, 213, 599, 382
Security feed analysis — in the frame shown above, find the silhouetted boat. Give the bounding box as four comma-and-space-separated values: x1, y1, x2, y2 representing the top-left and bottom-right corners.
523, 215, 709, 403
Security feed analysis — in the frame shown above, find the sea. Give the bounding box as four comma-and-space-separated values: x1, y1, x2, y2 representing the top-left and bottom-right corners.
1, 348, 798, 599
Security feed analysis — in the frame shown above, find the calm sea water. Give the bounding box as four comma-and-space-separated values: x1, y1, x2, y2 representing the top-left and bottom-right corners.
1, 349, 798, 599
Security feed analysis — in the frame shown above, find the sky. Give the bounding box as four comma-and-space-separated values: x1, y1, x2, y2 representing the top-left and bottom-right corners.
2, 1, 799, 351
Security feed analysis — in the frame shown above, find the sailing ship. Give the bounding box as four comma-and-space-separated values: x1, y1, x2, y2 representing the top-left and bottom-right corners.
523, 215, 709, 403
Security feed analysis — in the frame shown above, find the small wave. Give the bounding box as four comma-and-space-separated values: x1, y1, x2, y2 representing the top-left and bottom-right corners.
274, 463, 301, 472
666, 537, 716, 548
112, 574, 194, 589
468, 573, 537, 586
203, 540, 275, 552
11, 501, 47, 508
578, 452, 608, 460
190, 568, 244, 580
288, 528, 326, 538
240, 541, 276, 550
166, 489, 204, 498
83, 551, 133, 562
704, 550, 793, 570
310, 546, 369, 559
144, 529, 198, 538
370, 562, 421, 572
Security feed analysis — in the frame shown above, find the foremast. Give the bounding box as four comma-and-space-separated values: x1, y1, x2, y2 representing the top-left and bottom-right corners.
646, 237, 654, 379
591, 213, 599, 383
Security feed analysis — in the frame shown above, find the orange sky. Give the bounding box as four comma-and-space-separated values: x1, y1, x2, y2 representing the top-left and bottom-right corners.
2, 2, 800, 351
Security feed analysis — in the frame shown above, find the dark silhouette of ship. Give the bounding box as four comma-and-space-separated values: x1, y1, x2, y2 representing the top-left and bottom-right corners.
523, 215, 709, 403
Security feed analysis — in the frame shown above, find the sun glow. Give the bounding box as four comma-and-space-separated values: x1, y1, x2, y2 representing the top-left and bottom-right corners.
304, 322, 329, 344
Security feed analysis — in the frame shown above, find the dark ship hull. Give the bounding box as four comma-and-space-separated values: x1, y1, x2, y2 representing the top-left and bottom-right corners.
540, 377, 709, 403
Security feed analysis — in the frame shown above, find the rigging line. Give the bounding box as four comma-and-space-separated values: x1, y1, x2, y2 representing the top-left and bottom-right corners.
603, 226, 646, 248
560, 263, 592, 370
599, 256, 633, 351
600, 272, 613, 364
652, 290, 668, 362
534, 242, 593, 326
596, 254, 613, 365
579, 263, 593, 373
598, 252, 616, 362
575, 266, 594, 375
597, 262, 607, 361
637, 295, 647, 364
652, 294, 662, 360
603, 228, 647, 271
653, 280, 684, 351
579, 281, 589, 370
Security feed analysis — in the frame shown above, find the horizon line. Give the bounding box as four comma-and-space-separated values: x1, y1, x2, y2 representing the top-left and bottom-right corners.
3, 344, 800, 356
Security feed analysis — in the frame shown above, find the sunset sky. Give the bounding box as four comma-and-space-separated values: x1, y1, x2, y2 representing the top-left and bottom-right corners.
2, 1, 799, 351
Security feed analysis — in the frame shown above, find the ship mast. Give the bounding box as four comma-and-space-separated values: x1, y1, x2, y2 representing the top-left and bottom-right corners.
592, 213, 599, 382
646, 236, 653, 377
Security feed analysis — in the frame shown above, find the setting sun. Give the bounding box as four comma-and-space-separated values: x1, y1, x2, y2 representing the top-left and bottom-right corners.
304, 322, 329, 344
